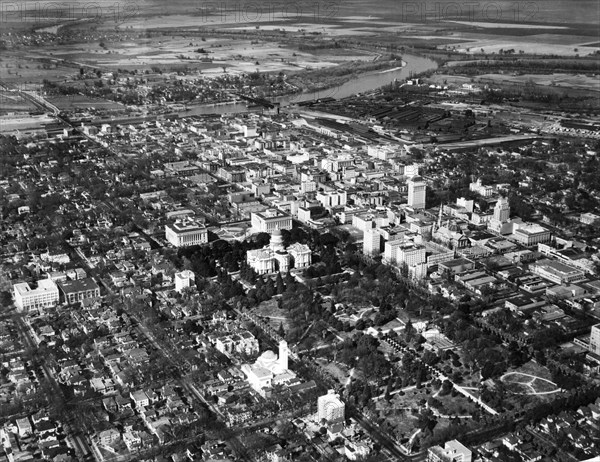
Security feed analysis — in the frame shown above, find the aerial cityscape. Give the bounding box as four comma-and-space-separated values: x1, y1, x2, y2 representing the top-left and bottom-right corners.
0, 0, 599, 461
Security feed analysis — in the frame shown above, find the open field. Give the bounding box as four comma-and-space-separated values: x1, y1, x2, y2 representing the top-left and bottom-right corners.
0, 114, 57, 133
0, 91, 38, 114
17, 35, 381, 76
426, 72, 600, 97
441, 32, 600, 56
0, 54, 76, 85
502, 372, 560, 395
477, 73, 600, 91
512, 360, 554, 382
501, 360, 560, 396
46, 95, 126, 111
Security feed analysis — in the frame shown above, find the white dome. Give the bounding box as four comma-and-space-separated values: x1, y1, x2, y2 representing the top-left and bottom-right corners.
260, 350, 277, 361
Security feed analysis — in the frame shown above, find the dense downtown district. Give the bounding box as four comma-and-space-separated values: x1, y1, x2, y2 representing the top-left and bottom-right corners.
0, 1, 599, 461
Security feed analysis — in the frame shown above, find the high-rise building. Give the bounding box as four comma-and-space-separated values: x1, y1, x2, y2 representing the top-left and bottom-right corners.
408, 176, 427, 209
363, 226, 381, 256
175, 270, 195, 293
493, 197, 511, 223
278, 340, 289, 371
317, 390, 345, 423
588, 324, 600, 355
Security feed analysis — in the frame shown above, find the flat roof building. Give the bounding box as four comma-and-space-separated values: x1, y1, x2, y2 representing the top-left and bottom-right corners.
13, 279, 59, 312
428, 440, 472, 462
251, 209, 292, 233
57, 278, 101, 305
532, 259, 587, 285
318, 390, 345, 423
165, 218, 208, 247
512, 223, 551, 246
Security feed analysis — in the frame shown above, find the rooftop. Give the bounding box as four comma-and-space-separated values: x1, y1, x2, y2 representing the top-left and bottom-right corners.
167, 219, 206, 233
57, 278, 100, 294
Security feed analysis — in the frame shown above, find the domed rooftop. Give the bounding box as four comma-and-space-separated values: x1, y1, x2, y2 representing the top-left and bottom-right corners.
260, 350, 277, 362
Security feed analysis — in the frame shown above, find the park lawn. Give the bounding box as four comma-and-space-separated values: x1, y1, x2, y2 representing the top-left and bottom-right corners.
530, 377, 560, 394
514, 360, 554, 382
504, 381, 531, 394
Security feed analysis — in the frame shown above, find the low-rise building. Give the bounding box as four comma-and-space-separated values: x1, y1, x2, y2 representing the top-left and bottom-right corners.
427, 439, 472, 462
251, 209, 292, 233
13, 279, 59, 312
512, 223, 551, 246
532, 259, 587, 285
165, 218, 208, 247
57, 278, 101, 305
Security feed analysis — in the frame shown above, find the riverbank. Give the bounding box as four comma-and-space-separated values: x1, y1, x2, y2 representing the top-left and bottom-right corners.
286, 58, 406, 94
173, 53, 437, 116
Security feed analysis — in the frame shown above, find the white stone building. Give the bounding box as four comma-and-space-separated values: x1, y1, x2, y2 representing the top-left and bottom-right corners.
165, 218, 208, 247
13, 280, 59, 312
251, 209, 292, 233
246, 230, 311, 274
317, 390, 345, 423
174, 270, 195, 293
407, 176, 426, 209
241, 341, 295, 396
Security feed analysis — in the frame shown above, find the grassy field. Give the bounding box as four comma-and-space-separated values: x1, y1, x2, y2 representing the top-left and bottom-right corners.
0, 91, 38, 114
46, 95, 126, 111
514, 360, 554, 382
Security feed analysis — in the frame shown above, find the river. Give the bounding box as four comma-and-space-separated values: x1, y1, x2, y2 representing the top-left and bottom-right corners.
179, 53, 438, 116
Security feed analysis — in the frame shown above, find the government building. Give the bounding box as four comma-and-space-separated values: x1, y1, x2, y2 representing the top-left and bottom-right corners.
251, 209, 292, 233
165, 218, 208, 247
246, 230, 311, 275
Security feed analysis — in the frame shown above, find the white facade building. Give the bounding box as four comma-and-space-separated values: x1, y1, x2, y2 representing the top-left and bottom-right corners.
165, 218, 208, 247
317, 390, 345, 423
13, 280, 59, 312
590, 324, 600, 356
397, 244, 427, 266
241, 341, 295, 396
246, 230, 311, 274
428, 440, 472, 462
251, 209, 292, 233
317, 190, 347, 208
512, 222, 551, 246
407, 176, 426, 209
288, 242, 312, 268
493, 197, 511, 222
363, 227, 382, 256
174, 270, 195, 293
469, 178, 494, 197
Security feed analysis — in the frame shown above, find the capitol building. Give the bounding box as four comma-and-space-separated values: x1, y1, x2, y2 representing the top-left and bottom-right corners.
241, 340, 297, 397
246, 230, 312, 275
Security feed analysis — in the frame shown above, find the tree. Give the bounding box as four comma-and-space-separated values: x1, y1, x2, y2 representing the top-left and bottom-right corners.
404, 319, 415, 343
0, 291, 12, 307
275, 272, 285, 294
